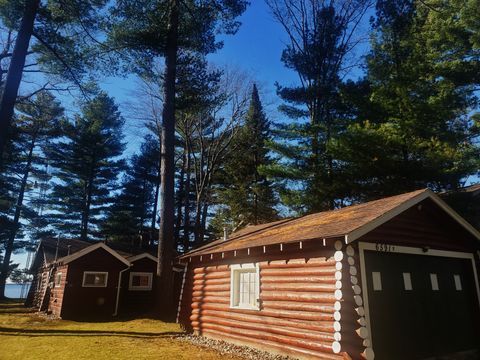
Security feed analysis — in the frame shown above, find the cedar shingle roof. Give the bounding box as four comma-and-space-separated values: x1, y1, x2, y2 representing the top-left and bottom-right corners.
181, 189, 430, 258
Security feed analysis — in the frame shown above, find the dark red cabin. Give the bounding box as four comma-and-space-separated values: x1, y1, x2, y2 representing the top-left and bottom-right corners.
27, 241, 158, 320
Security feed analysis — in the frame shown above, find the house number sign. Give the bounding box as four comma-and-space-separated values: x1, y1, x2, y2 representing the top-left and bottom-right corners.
375, 243, 395, 252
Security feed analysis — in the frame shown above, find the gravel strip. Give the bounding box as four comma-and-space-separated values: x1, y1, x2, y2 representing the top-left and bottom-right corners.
176, 334, 295, 360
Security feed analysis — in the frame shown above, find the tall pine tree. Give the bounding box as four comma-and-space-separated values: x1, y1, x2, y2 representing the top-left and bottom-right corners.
331, 0, 480, 200
46, 92, 125, 241
213, 84, 278, 234
265, 0, 371, 213
102, 135, 160, 249
0, 91, 63, 298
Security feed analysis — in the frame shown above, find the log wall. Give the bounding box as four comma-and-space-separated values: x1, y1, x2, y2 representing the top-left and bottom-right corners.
48, 264, 68, 317
178, 248, 348, 360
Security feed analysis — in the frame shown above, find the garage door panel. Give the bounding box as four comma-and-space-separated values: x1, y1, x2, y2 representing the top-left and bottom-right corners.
364, 250, 480, 360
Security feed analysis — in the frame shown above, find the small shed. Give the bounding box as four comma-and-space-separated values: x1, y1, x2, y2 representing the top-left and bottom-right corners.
120, 253, 158, 314
177, 189, 480, 360
27, 241, 158, 320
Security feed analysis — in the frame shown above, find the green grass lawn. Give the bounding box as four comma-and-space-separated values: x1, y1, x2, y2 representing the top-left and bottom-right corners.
0, 300, 241, 360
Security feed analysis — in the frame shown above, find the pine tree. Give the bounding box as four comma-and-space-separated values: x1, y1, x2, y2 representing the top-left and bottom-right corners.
0, 91, 63, 298
0, 0, 107, 164
102, 135, 160, 249
46, 92, 125, 241
330, 0, 480, 200
214, 84, 278, 234
265, 1, 371, 213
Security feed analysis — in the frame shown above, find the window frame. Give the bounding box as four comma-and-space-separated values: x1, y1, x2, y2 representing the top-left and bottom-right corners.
82, 271, 108, 288
128, 272, 153, 291
230, 263, 260, 311
54, 272, 63, 288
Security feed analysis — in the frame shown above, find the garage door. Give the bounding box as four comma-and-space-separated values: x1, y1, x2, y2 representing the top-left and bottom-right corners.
363, 248, 480, 360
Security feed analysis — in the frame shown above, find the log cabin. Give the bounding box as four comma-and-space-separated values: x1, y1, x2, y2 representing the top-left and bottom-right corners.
177, 189, 480, 360
26, 239, 158, 319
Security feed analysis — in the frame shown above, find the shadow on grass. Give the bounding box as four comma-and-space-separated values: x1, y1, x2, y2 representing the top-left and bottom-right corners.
0, 327, 183, 339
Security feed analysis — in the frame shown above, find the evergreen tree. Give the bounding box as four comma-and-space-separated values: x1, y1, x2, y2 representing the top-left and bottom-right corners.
330, 0, 480, 200
0, 0, 107, 164
0, 91, 63, 298
265, 0, 371, 213
213, 84, 278, 234
46, 92, 125, 241
102, 135, 160, 249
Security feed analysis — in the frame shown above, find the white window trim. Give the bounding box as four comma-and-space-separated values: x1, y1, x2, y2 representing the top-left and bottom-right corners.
230, 263, 260, 311
82, 271, 108, 288
128, 272, 153, 291
358, 242, 480, 355
54, 272, 63, 288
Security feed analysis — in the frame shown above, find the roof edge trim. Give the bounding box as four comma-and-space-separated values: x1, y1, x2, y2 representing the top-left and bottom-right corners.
60, 242, 131, 266
347, 189, 480, 243
128, 253, 158, 263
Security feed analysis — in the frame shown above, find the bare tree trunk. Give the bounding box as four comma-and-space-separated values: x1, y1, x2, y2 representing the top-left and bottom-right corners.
193, 196, 202, 246
200, 200, 209, 242
150, 180, 160, 245
156, 0, 179, 320
0, 135, 36, 299
0, 0, 39, 167
150, 153, 161, 246
81, 164, 95, 242
174, 149, 186, 248
183, 149, 191, 251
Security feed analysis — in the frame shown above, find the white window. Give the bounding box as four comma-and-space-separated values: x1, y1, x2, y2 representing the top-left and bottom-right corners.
82, 271, 108, 287
129, 272, 153, 291
230, 264, 260, 310
403, 272, 413, 291
55, 273, 62, 287
453, 274, 462, 291
430, 273, 439, 291
372, 272, 382, 291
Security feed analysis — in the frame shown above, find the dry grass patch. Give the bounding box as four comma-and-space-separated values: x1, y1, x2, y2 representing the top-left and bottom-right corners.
0, 300, 242, 360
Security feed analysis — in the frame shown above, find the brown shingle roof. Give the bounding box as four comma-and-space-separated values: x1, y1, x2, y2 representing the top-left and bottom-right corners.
181, 189, 428, 258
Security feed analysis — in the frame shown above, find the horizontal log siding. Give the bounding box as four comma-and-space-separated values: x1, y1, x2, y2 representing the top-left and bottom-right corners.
49, 265, 68, 317
179, 255, 346, 360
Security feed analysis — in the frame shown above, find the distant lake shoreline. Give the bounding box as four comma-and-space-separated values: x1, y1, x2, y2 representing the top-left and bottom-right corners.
5, 283, 31, 299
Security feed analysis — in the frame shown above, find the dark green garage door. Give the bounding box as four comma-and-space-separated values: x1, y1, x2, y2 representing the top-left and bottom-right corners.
364, 250, 480, 360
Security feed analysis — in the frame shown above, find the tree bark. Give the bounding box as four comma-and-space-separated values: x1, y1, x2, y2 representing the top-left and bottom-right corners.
174, 148, 186, 248
81, 163, 95, 242
0, 0, 39, 168
156, 0, 179, 320
0, 135, 36, 298
150, 153, 161, 246
183, 148, 191, 251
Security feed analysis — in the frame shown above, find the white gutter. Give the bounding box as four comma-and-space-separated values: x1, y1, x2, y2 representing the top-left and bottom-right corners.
113, 265, 131, 317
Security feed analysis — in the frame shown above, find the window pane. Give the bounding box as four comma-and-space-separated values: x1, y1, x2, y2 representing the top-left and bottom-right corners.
454, 274, 462, 291
372, 272, 382, 291
85, 274, 96, 285
430, 273, 439, 291
238, 269, 256, 307
403, 273, 412, 291
84, 273, 107, 286
132, 275, 150, 287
